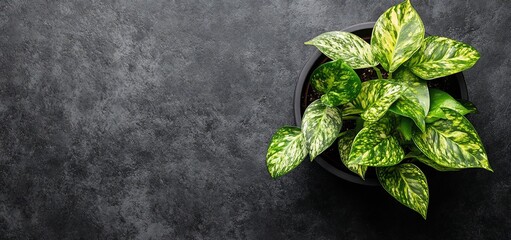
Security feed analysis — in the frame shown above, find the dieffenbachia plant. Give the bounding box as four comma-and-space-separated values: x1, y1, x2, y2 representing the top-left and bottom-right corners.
265, 0, 491, 219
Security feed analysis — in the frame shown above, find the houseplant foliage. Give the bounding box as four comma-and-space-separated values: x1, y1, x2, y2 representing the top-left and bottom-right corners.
265, 0, 491, 219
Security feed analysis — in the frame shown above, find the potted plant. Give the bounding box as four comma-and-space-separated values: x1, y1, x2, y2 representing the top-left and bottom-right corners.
265, 0, 491, 219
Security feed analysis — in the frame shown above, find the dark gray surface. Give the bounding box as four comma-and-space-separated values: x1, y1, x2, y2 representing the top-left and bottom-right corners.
0, 0, 509, 239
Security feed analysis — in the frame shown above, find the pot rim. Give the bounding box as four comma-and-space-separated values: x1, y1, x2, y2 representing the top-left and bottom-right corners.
293, 22, 468, 186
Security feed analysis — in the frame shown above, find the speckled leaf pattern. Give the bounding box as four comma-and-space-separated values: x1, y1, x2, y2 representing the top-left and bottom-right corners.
377, 163, 429, 219
341, 106, 363, 116
407, 36, 480, 80
389, 69, 429, 132
266, 127, 308, 178
413, 108, 491, 170
338, 130, 367, 179
345, 80, 404, 122
405, 148, 458, 172
427, 89, 474, 123
310, 59, 362, 107
305, 31, 378, 69
348, 117, 404, 166
457, 99, 478, 113
371, 0, 424, 72
302, 100, 343, 160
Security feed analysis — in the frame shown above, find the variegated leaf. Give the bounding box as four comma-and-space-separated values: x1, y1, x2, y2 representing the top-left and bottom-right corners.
302, 100, 343, 160
305, 31, 378, 69
412, 108, 491, 171
266, 127, 308, 178
371, 0, 425, 72
338, 130, 367, 179
348, 116, 404, 166
377, 163, 429, 219
407, 36, 480, 80
457, 99, 478, 114
405, 148, 459, 172
344, 80, 404, 122
341, 106, 363, 116
427, 89, 474, 123
389, 68, 429, 132
310, 60, 362, 107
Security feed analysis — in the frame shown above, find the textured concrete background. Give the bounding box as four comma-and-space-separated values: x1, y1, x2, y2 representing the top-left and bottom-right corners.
0, 0, 509, 239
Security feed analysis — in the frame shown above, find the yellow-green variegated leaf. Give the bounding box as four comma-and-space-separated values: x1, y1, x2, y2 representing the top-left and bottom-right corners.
426, 89, 475, 123
457, 99, 478, 113
305, 31, 378, 69
266, 127, 308, 178
310, 60, 362, 107
389, 69, 429, 132
377, 163, 429, 219
412, 108, 491, 171
338, 130, 367, 179
348, 117, 404, 166
344, 80, 404, 122
371, 0, 425, 72
407, 36, 480, 80
341, 107, 363, 117
302, 100, 343, 160
405, 148, 459, 172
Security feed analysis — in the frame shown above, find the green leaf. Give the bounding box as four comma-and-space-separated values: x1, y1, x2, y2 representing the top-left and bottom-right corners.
377, 163, 429, 219
397, 117, 413, 141
341, 107, 363, 117
405, 148, 459, 172
427, 89, 474, 123
266, 127, 308, 178
389, 69, 429, 132
344, 80, 404, 122
305, 31, 378, 69
302, 100, 343, 160
371, 0, 425, 72
457, 99, 478, 114
310, 60, 362, 107
407, 36, 480, 80
348, 116, 404, 166
412, 108, 491, 171
338, 130, 367, 179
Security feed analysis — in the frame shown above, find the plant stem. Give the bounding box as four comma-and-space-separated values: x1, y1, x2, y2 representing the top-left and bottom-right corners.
388, 72, 393, 79
342, 116, 360, 120
373, 66, 383, 80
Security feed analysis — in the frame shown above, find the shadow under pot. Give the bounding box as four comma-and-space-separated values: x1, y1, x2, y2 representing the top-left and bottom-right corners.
293, 22, 469, 186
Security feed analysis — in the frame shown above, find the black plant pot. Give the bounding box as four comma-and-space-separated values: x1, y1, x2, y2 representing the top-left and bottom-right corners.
294, 22, 469, 186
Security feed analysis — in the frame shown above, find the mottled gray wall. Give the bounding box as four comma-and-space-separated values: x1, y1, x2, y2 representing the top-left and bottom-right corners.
0, 0, 509, 239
